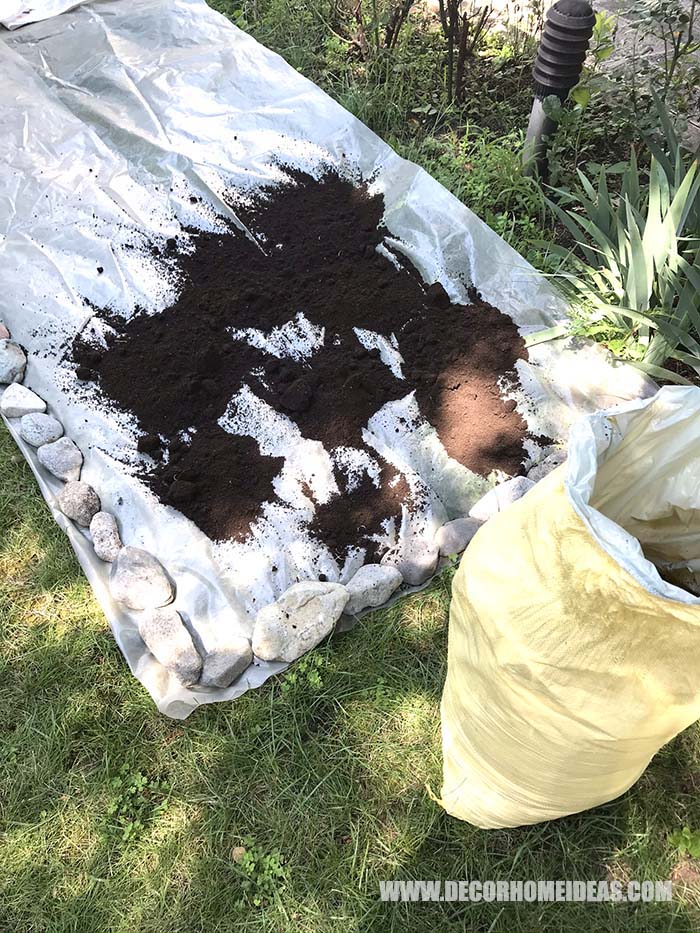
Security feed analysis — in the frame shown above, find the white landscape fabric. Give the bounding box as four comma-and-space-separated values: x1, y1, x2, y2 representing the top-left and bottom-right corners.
0, 0, 654, 716
0, 0, 88, 28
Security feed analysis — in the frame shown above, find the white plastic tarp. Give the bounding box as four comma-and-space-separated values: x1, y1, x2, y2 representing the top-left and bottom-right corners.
0, 0, 655, 717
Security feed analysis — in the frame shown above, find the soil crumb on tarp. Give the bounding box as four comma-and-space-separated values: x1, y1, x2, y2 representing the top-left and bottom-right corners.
306, 463, 413, 562
73, 168, 529, 558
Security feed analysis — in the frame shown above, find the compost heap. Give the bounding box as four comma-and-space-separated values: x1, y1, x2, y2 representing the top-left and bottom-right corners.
72, 168, 530, 562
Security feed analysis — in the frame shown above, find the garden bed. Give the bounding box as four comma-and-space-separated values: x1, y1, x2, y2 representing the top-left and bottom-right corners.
72, 168, 529, 563
0, 0, 656, 715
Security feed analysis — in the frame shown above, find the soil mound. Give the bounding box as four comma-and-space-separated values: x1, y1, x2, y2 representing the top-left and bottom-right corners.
73, 168, 529, 559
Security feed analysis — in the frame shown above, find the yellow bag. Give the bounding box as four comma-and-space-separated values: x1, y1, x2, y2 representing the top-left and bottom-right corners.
440, 386, 700, 828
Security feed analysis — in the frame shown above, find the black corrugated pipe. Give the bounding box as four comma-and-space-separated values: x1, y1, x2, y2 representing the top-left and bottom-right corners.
522, 0, 596, 178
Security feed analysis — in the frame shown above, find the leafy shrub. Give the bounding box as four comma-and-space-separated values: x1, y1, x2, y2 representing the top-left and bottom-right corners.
546, 98, 700, 383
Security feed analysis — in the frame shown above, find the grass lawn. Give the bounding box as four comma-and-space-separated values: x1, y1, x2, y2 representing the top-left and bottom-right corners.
2, 425, 700, 932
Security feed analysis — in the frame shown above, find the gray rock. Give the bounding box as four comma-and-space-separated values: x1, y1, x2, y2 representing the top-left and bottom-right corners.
469, 476, 535, 522
252, 581, 348, 662
19, 412, 63, 447
0, 383, 46, 418
381, 536, 439, 586
345, 564, 402, 615
37, 436, 83, 482
110, 546, 174, 610
138, 607, 202, 686
0, 340, 26, 384
527, 450, 567, 483
184, 612, 254, 689
89, 511, 122, 562
199, 636, 253, 688
0, 323, 9, 340
435, 516, 483, 557
57, 480, 101, 526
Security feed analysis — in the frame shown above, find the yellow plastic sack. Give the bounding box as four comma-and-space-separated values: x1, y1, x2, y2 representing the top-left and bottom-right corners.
440, 386, 700, 829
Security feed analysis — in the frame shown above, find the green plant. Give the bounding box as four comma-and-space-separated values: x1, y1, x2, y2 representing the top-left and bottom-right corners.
670, 826, 700, 858
104, 763, 170, 845
645, 89, 700, 238
497, 0, 543, 60
438, 0, 494, 103
546, 101, 700, 383
208, 0, 248, 28
566, 9, 616, 113
545, 11, 620, 184
593, 0, 700, 142
279, 652, 328, 694
0, 740, 19, 771
233, 836, 286, 907
396, 128, 551, 264
627, 0, 699, 102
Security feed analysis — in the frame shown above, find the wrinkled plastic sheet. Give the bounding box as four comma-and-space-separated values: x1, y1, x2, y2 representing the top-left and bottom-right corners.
567, 386, 700, 604
0, 0, 656, 717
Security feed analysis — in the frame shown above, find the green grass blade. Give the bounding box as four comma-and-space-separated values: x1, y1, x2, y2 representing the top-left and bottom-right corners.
545, 197, 600, 267
631, 360, 693, 385
623, 198, 650, 310
621, 146, 641, 209
651, 87, 680, 158
642, 158, 664, 271
523, 324, 570, 347
597, 302, 700, 357
666, 347, 700, 375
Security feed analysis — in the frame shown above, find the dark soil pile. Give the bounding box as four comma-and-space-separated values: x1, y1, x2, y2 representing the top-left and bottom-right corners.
304, 463, 412, 561
73, 168, 530, 560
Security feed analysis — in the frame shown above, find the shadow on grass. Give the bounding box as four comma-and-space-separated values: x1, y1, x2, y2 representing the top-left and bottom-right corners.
2, 425, 700, 932
2, 597, 700, 932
